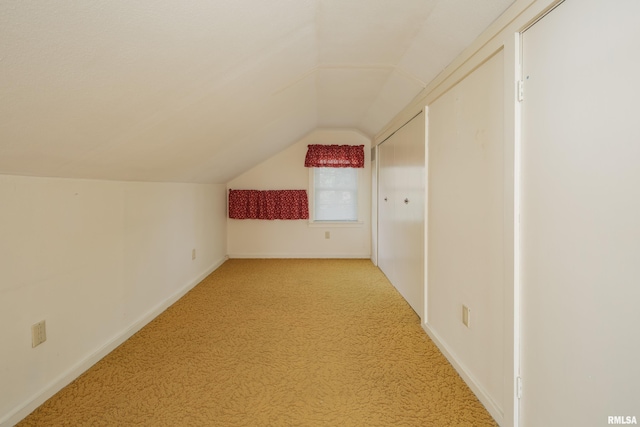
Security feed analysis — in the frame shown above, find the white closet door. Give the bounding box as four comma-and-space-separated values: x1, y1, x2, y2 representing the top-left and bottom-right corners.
377, 113, 425, 318
520, 0, 640, 424
377, 138, 396, 285
393, 114, 425, 317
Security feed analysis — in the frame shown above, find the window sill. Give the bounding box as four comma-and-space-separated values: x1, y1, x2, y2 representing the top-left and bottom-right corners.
307, 220, 364, 228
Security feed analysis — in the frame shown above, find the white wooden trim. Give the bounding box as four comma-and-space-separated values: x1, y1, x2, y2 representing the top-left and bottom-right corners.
1, 257, 227, 427
227, 253, 371, 259
372, 2, 566, 427
374, 0, 561, 146
422, 322, 505, 426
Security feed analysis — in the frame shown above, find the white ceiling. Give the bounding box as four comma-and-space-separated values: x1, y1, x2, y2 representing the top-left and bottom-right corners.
0, 0, 514, 183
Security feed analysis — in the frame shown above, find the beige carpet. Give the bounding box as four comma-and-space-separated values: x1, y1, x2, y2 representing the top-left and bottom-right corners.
18, 259, 497, 426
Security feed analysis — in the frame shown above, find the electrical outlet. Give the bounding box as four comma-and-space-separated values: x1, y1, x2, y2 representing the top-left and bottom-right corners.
192, 249, 196, 260
32, 320, 46, 348
462, 305, 471, 328
325, 231, 330, 239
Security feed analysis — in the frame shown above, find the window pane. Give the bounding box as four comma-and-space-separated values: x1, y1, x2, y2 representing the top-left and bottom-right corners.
314, 168, 358, 221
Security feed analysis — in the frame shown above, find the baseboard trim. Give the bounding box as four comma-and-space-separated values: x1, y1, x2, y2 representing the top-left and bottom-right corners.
228, 253, 371, 259
421, 322, 505, 426
1, 256, 226, 427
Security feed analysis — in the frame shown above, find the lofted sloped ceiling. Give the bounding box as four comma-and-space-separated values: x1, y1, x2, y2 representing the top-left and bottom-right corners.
0, 0, 514, 183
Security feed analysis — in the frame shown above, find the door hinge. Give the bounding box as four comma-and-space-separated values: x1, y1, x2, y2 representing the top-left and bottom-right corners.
517, 80, 524, 102
516, 376, 523, 399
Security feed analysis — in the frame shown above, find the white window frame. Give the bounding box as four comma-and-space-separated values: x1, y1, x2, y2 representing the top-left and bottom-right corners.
308, 167, 364, 227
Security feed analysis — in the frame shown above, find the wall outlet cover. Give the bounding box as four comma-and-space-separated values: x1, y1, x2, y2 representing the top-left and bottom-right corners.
32, 320, 47, 347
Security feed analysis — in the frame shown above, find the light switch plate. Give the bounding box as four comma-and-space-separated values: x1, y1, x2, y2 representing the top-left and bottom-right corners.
462, 305, 470, 328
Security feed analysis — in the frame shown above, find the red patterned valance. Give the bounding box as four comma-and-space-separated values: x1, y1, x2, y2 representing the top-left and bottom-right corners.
228, 190, 309, 220
304, 144, 365, 168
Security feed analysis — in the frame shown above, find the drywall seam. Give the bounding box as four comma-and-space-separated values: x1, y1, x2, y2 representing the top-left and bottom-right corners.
1, 257, 227, 427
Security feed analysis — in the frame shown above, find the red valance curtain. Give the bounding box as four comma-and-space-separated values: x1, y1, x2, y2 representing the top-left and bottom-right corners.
228, 190, 309, 220
304, 144, 365, 168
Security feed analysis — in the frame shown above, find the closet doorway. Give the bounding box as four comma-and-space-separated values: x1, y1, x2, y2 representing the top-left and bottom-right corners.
377, 112, 425, 319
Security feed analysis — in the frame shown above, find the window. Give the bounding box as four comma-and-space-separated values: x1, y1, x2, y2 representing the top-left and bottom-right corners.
313, 167, 358, 221
304, 144, 364, 223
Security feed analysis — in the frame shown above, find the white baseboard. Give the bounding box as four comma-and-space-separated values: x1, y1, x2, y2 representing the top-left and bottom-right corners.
1, 257, 226, 427
421, 322, 505, 426
227, 253, 371, 259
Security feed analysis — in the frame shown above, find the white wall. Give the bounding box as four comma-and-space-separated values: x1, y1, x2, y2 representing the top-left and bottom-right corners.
227, 129, 371, 258
426, 50, 506, 420
520, 1, 640, 425
0, 175, 227, 426
373, 1, 567, 425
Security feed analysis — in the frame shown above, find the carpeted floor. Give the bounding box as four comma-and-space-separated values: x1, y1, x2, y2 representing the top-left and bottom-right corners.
18, 259, 497, 426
